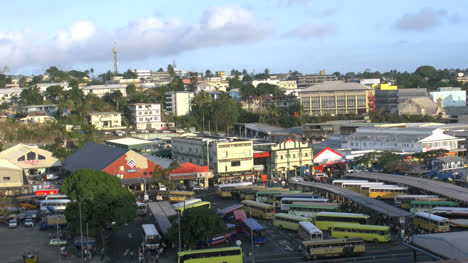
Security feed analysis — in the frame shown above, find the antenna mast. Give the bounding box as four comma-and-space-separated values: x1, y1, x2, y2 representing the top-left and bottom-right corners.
113, 43, 118, 76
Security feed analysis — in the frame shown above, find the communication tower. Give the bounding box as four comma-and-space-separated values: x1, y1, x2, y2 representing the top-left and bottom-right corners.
113, 44, 118, 76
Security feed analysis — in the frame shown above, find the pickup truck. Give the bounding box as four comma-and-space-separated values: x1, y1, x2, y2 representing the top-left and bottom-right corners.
40, 215, 67, 230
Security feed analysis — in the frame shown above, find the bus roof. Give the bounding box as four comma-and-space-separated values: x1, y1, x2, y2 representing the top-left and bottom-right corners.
169, 191, 195, 195
431, 207, 468, 214
242, 218, 265, 230
291, 202, 340, 207
142, 224, 159, 236
257, 190, 300, 195
175, 201, 210, 210
343, 182, 383, 186
415, 212, 449, 222
216, 182, 252, 189
410, 200, 459, 206
369, 185, 408, 190
316, 212, 369, 218
302, 238, 364, 246
241, 200, 275, 208
177, 246, 241, 257
395, 195, 439, 199
281, 197, 328, 202
332, 180, 368, 184
290, 204, 339, 210
298, 221, 322, 234
172, 198, 202, 208
40, 199, 70, 204
332, 223, 390, 230
217, 204, 244, 216
275, 213, 312, 221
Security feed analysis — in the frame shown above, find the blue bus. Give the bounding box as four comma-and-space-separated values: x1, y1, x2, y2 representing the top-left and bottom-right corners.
217, 204, 244, 223
241, 218, 266, 244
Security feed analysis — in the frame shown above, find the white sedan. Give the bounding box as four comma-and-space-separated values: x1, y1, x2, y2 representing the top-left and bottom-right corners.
48, 238, 67, 247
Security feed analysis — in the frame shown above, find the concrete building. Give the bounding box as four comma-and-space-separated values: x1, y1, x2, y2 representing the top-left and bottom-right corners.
88, 112, 123, 130
342, 127, 464, 153
430, 156, 465, 171
302, 120, 372, 142
128, 103, 162, 131
430, 87, 466, 108
254, 139, 313, 180
0, 88, 22, 103
279, 80, 297, 90
0, 144, 61, 176
135, 70, 151, 80
296, 73, 337, 88
82, 84, 127, 98
169, 162, 213, 189
233, 123, 302, 143
165, 91, 195, 116
249, 79, 280, 88
171, 137, 255, 182
0, 160, 28, 196
196, 81, 229, 93
24, 105, 58, 117
375, 87, 434, 114
398, 97, 446, 117
299, 81, 374, 116
20, 112, 56, 124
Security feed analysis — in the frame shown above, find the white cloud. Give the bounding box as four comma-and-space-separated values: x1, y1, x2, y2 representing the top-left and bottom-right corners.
282, 21, 336, 39
0, 6, 273, 71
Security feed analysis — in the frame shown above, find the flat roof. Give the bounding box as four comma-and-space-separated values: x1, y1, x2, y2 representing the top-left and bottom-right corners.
412, 231, 468, 259
106, 137, 152, 146
347, 172, 468, 205
291, 181, 412, 218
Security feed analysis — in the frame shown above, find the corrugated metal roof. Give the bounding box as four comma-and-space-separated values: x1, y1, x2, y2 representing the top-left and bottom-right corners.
0, 160, 22, 170
0, 144, 40, 160
63, 142, 128, 172
301, 81, 370, 92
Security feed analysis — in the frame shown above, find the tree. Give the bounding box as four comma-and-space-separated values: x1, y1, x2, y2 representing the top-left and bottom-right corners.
61, 169, 137, 238
123, 69, 137, 79
18, 76, 29, 88
167, 207, 226, 248
167, 64, 176, 78
90, 68, 94, 79
45, 66, 67, 82
415, 65, 437, 79
242, 69, 249, 76
204, 69, 212, 78
20, 87, 43, 105
126, 84, 137, 97
264, 68, 270, 79
228, 78, 243, 91
153, 161, 179, 190
45, 85, 64, 104
157, 68, 164, 72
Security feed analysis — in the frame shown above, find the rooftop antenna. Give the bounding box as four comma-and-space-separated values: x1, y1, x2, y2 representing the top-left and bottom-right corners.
113, 42, 118, 76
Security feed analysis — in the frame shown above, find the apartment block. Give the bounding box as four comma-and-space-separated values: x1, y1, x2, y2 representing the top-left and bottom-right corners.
296, 74, 337, 88
128, 103, 162, 131
171, 137, 254, 182
165, 91, 195, 116
82, 84, 127, 98
279, 80, 297, 90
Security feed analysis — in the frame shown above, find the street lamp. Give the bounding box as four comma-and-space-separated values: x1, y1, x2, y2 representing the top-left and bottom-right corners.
75, 198, 93, 263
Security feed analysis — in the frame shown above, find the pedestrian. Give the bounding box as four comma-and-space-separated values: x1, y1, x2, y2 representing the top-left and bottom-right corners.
101, 247, 105, 261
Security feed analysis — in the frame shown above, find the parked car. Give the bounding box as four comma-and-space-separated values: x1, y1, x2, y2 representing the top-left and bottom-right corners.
159, 185, 167, 191
24, 218, 34, 227
8, 219, 17, 228
290, 176, 304, 182
46, 174, 59, 180
48, 238, 67, 247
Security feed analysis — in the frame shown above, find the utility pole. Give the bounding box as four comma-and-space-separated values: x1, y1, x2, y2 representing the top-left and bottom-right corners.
79, 201, 84, 263
250, 206, 255, 263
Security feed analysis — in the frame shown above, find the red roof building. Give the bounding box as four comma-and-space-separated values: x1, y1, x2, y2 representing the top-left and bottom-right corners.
169, 162, 213, 188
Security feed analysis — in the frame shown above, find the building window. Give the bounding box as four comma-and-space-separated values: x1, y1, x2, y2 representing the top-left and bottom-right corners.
17, 156, 25, 161
231, 161, 241, 167
149, 172, 153, 175
120, 166, 124, 171
27, 152, 36, 160
144, 172, 147, 175
3, 177, 10, 181
305, 153, 308, 157
38, 154, 45, 160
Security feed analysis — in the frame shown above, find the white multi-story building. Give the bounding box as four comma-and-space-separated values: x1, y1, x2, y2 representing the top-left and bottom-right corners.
128, 103, 162, 131
165, 91, 195, 116
342, 127, 464, 153
88, 112, 123, 130
171, 137, 255, 183
82, 84, 127, 98
0, 88, 22, 103
135, 70, 151, 80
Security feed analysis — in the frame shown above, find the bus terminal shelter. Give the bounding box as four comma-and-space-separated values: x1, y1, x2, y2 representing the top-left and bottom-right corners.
404, 231, 468, 261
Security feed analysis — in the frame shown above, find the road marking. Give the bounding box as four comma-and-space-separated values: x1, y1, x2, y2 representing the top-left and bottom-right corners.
256, 256, 302, 262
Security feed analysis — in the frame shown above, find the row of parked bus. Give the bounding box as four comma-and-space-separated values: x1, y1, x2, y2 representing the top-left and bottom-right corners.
332, 180, 409, 200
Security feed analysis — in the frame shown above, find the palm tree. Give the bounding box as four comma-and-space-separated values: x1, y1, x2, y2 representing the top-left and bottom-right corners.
90, 68, 94, 79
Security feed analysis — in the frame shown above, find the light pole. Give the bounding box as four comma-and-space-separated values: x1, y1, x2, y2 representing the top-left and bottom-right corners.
249, 206, 254, 263
79, 201, 84, 263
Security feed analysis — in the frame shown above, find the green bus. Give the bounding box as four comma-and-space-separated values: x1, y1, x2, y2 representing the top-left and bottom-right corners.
177, 247, 243, 263
288, 203, 340, 218
409, 200, 459, 213
313, 212, 369, 231
255, 190, 300, 204
273, 213, 312, 231
331, 223, 391, 243
174, 201, 211, 215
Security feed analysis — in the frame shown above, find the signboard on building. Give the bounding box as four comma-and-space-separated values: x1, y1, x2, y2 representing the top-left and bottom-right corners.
35, 189, 59, 195
127, 159, 136, 168
127, 169, 137, 173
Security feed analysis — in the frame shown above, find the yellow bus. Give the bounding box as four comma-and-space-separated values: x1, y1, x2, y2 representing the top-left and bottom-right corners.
241, 200, 275, 220
313, 212, 369, 231
273, 213, 312, 231
368, 185, 408, 200
255, 189, 296, 204
169, 191, 195, 202
174, 201, 211, 215
302, 238, 366, 260
342, 182, 383, 193
331, 223, 391, 243
177, 247, 243, 263
358, 183, 385, 195
414, 212, 450, 233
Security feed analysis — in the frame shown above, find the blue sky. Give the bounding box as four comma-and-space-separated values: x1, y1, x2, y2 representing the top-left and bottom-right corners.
1, 0, 467, 75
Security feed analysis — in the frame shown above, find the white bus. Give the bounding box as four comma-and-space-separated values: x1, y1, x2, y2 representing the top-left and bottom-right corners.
298, 221, 323, 241
332, 180, 368, 187
341, 182, 383, 192
40, 199, 70, 215
142, 224, 161, 250
431, 207, 468, 228
171, 198, 202, 209
280, 197, 328, 211
45, 194, 69, 200
137, 201, 147, 216
215, 182, 253, 191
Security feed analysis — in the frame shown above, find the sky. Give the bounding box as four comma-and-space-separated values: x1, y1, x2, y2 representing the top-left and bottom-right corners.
1, 0, 467, 75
